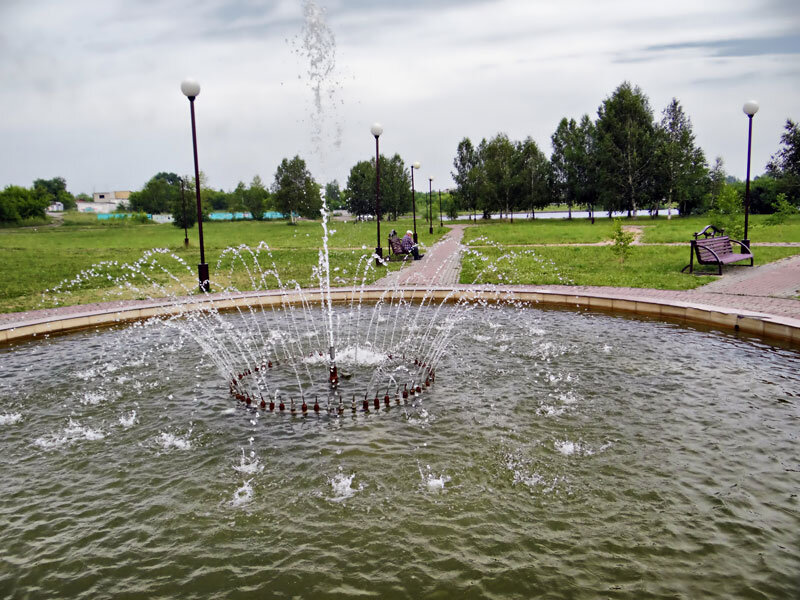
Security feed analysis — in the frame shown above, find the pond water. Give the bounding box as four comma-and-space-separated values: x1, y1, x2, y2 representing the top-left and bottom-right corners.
0, 306, 798, 599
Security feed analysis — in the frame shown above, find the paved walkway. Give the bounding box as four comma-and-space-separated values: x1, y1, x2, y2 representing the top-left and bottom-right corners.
374, 225, 467, 288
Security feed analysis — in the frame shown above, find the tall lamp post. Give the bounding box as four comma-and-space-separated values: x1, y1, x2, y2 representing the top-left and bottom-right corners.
371, 123, 384, 266
181, 78, 209, 292
411, 161, 420, 243
428, 176, 434, 234
438, 189, 443, 227
742, 100, 759, 251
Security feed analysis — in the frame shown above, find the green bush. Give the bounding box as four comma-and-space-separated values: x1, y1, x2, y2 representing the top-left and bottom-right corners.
0, 185, 49, 223
765, 193, 797, 226
610, 218, 634, 262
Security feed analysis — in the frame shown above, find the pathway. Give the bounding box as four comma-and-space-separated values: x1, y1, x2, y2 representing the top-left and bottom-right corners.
374, 225, 467, 288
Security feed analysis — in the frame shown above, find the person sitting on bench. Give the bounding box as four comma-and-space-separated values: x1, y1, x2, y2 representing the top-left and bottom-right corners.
401, 230, 420, 260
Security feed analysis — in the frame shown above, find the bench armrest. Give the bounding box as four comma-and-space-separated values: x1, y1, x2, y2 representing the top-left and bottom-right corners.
729, 239, 752, 254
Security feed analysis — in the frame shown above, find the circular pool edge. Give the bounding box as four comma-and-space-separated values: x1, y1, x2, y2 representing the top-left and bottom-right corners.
1, 285, 798, 347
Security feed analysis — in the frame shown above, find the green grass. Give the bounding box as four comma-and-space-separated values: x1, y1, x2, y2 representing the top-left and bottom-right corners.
0, 218, 446, 313
638, 214, 800, 243
460, 245, 800, 289
463, 219, 614, 245
1, 212, 797, 315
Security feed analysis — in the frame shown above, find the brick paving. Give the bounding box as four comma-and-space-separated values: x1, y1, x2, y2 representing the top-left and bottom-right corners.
374, 225, 466, 288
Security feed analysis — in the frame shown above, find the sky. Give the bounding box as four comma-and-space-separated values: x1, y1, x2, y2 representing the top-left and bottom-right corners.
0, 0, 798, 196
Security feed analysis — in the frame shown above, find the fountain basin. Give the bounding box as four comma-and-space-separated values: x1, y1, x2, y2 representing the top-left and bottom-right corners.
1, 303, 798, 598
2, 285, 799, 347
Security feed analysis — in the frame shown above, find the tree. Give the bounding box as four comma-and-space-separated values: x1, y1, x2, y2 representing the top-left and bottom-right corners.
130, 172, 180, 214
272, 155, 320, 221
516, 136, 550, 218
656, 98, 707, 216
171, 178, 196, 230
324, 180, 344, 210
481, 133, 517, 221
452, 137, 482, 221
33, 176, 75, 210
766, 119, 800, 204
550, 118, 576, 213
380, 154, 411, 220
344, 160, 375, 217
595, 82, 659, 216
707, 157, 727, 211
244, 175, 269, 220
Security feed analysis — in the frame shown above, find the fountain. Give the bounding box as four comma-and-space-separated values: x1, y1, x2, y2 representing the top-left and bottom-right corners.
1, 4, 798, 597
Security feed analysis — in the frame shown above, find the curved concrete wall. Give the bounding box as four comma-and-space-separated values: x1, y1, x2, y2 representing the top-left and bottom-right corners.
1, 286, 798, 347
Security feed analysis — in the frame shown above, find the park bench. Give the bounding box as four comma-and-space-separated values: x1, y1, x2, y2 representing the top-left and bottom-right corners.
681, 225, 753, 275
387, 236, 422, 261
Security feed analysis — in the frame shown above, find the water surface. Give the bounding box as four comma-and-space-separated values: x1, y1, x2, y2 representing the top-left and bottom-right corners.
1, 307, 798, 598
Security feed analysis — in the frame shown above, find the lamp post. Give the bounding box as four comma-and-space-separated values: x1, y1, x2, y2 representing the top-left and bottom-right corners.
438, 189, 443, 227
428, 176, 434, 234
742, 100, 759, 251
181, 78, 209, 292
371, 123, 384, 266
411, 161, 420, 244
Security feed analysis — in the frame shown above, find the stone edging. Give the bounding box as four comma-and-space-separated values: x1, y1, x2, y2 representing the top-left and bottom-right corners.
1, 286, 798, 347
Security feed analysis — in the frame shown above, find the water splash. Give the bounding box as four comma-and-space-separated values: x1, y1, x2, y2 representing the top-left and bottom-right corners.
119, 410, 138, 428
230, 479, 254, 506
418, 463, 451, 492
327, 467, 362, 502
294, 0, 343, 154
34, 418, 106, 450
0, 413, 22, 426
158, 431, 192, 451
233, 448, 264, 475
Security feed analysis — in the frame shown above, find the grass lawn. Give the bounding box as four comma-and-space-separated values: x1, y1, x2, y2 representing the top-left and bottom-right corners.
636, 214, 800, 243
463, 219, 615, 245
460, 245, 800, 289
462, 214, 800, 245
0, 217, 448, 313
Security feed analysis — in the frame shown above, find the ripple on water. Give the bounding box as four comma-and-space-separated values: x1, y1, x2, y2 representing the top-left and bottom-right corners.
1, 305, 799, 598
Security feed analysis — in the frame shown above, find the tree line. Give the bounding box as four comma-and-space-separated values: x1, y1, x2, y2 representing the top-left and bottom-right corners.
126, 156, 328, 229
449, 82, 799, 220
3, 82, 796, 227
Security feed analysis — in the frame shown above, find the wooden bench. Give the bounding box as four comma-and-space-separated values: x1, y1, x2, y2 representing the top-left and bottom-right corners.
681, 225, 753, 275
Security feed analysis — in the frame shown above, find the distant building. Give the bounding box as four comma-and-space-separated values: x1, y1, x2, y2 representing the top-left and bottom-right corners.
47, 201, 64, 212
92, 191, 130, 203
78, 191, 132, 213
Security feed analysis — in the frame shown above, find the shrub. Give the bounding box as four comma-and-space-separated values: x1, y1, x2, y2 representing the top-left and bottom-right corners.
610, 218, 634, 263
708, 185, 744, 239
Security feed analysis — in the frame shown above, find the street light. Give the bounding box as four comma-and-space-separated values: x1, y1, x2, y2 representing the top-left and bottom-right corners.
438, 189, 443, 227
181, 78, 209, 292
411, 161, 420, 244
428, 176, 434, 234
742, 100, 759, 251
371, 123, 384, 266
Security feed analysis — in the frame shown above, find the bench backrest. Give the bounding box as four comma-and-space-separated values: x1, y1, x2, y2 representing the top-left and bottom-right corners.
389, 237, 404, 254
696, 236, 732, 261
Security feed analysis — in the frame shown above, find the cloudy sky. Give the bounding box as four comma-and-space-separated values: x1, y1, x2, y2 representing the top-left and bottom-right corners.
1, 0, 797, 196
